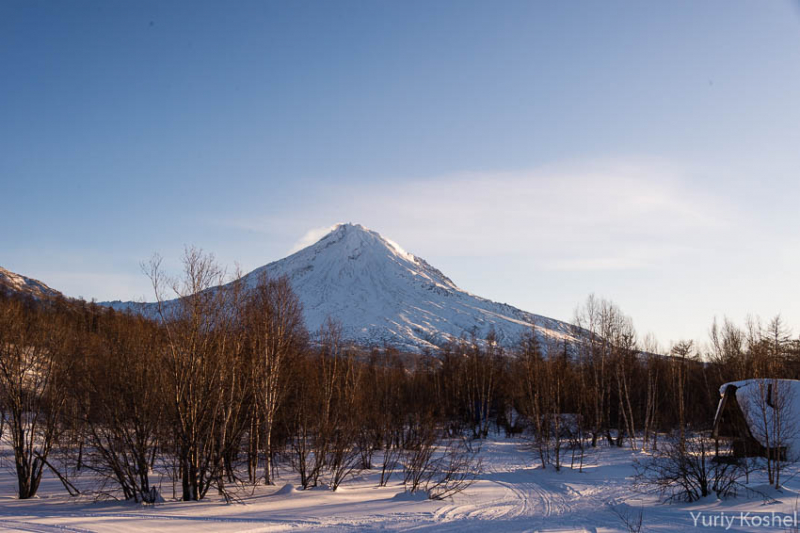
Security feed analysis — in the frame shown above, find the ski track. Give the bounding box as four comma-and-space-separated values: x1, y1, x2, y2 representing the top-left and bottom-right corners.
0, 510, 323, 533
0, 519, 97, 533
418, 441, 619, 532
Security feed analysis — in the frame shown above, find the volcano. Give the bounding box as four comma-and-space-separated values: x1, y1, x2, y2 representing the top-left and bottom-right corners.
105, 223, 579, 352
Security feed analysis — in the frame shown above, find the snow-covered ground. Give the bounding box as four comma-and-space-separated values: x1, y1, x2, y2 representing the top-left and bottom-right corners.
3, 437, 800, 532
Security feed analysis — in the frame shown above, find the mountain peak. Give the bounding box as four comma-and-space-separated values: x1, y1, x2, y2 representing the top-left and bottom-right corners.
331, 222, 367, 232
314, 223, 415, 263
322, 222, 380, 242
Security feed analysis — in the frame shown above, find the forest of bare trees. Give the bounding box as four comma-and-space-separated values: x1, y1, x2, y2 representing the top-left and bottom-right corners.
2, 248, 800, 502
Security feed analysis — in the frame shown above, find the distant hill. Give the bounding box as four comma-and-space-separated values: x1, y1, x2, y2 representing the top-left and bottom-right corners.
0, 266, 63, 300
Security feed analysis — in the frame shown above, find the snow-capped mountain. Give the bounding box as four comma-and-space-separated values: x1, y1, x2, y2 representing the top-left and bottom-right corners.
107, 223, 578, 352
0, 266, 63, 300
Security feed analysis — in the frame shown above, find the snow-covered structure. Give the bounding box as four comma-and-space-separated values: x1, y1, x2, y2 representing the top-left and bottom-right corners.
713, 379, 800, 460
104, 223, 579, 353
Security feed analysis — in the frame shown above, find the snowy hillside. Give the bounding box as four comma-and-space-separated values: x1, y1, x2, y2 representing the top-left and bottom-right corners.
0, 266, 62, 300
106, 223, 578, 352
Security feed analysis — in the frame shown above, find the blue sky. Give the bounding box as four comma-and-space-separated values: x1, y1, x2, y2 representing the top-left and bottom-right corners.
2, 0, 800, 348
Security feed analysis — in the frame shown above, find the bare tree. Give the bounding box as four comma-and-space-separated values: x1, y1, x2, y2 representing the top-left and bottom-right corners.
0, 296, 73, 499
244, 273, 306, 485
641, 335, 661, 452
517, 328, 549, 468
146, 248, 240, 501
635, 432, 742, 502
78, 311, 165, 503
670, 340, 694, 452
402, 431, 436, 494
425, 438, 482, 500
402, 429, 481, 500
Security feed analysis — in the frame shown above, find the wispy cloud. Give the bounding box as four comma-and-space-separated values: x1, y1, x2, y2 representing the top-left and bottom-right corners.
288, 224, 341, 254
221, 157, 736, 272
369, 159, 731, 269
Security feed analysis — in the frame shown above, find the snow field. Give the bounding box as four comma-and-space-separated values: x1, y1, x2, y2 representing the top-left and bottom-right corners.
4, 436, 800, 532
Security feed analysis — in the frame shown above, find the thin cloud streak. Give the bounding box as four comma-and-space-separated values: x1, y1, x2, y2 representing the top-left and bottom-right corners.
289, 224, 341, 254
222, 157, 737, 273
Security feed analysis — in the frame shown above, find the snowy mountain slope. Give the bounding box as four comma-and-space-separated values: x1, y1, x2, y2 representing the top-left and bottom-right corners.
241, 223, 577, 351
106, 223, 578, 352
0, 266, 63, 300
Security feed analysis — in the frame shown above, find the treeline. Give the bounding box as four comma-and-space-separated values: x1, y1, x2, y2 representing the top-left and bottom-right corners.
1, 249, 799, 502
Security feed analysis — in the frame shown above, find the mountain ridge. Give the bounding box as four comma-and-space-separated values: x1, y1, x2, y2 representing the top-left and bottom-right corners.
0, 266, 63, 300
